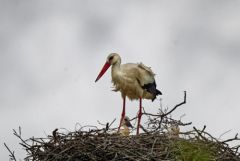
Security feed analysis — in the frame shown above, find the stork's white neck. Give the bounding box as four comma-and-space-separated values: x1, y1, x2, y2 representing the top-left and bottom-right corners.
111, 59, 121, 79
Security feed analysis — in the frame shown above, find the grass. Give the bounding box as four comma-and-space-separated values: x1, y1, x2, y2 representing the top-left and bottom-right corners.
172, 139, 217, 161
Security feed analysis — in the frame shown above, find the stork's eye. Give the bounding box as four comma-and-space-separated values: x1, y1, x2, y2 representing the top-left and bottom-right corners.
109, 56, 114, 61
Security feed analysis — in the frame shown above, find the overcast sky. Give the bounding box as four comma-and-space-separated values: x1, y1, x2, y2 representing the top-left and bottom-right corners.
1, 0, 240, 160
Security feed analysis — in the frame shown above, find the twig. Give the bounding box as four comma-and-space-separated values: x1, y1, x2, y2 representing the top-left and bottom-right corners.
4, 143, 17, 161
222, 134, 240, 143
162, 91, 186, 117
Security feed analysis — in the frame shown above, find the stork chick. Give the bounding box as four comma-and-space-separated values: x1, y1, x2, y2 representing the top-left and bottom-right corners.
119, 116, 133, 136
167, 124, 180, 139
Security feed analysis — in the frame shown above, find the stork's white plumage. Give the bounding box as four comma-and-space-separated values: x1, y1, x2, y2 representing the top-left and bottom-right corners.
95, 53, 162, 134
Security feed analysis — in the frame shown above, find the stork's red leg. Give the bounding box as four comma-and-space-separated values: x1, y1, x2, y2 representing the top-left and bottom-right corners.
136, 97, 142, 134
118, 96, 126, 132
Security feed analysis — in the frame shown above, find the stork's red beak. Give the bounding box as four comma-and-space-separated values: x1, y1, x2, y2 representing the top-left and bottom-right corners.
95, 62, 111, 82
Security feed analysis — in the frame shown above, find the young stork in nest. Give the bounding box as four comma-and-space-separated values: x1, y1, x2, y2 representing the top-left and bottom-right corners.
95, 53, 162, 134
119, 116, 133, 136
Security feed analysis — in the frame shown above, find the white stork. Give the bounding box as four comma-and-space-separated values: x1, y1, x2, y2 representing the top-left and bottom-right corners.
95, 53, 162, 134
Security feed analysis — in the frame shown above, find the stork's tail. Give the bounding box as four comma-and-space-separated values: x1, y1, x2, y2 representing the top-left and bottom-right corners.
156, 89, 162, 95
151, 88, 162, 101
142, 81, 162, 101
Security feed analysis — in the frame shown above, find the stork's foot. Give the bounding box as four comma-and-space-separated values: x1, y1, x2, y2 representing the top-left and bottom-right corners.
117, 116, 124, 132
118, 96, 126, 133
136, 111, 143, 134
136, 97, 142, 135
136, 117, 142, 135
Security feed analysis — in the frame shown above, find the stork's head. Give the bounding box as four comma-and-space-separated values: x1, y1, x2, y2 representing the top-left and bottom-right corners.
107, 53, 121, 65
95, 53, 121, 82
122, 116, 133, 128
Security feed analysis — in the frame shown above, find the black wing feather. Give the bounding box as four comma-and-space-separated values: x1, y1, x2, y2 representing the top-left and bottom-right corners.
142, 81, 162, 101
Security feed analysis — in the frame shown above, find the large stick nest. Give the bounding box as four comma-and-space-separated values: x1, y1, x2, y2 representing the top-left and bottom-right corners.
5, 92, 240, 161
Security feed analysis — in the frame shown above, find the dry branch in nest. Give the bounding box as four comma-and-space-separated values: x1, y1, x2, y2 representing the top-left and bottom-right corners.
5, 91, 240, 161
